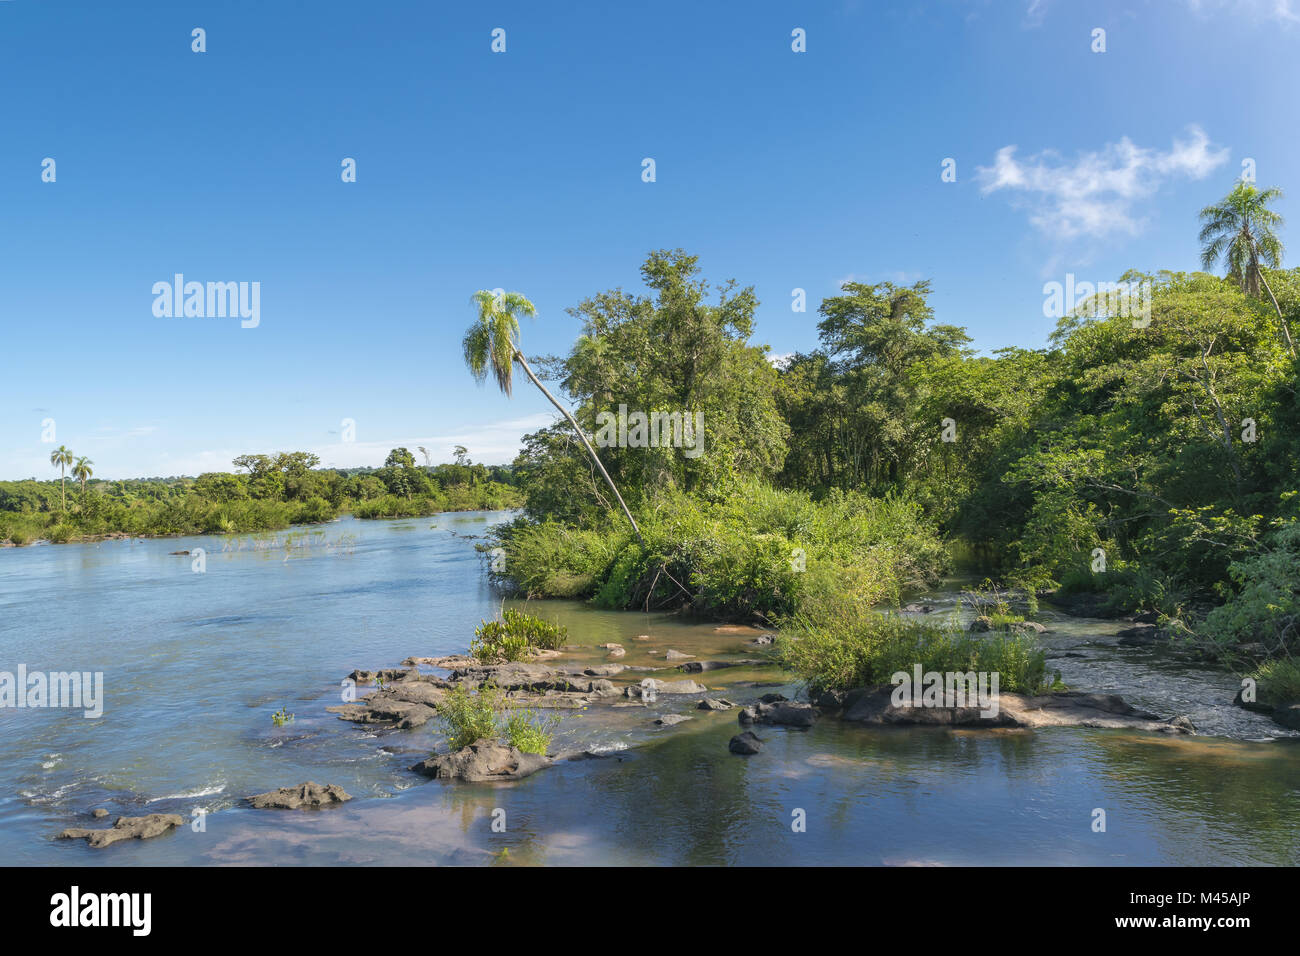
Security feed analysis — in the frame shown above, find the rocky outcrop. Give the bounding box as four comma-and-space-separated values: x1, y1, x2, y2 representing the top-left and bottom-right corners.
58, 813, 184, 848
410, 739, 551, 782
1117, 623, 1167, 646
698, 698, 736, 711
821, 685, 1194, 733
247, 782, 352, 809
623, 679, 709, 699
679, 658, 768, 673
327, 673, 451, 729
738, 698, 819, 728
1233, 687, 1300, 731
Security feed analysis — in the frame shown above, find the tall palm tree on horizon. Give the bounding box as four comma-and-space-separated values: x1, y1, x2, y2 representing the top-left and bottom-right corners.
1199, 181, 1295, 357
49, 445, 74, 511
461, 289, 643, 544
72, 456, 94, 497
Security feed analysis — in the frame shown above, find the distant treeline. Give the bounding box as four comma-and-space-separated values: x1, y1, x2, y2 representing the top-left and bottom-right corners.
0, 447, 522, 545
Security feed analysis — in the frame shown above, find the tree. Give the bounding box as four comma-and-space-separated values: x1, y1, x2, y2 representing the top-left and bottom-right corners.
72, 456, 93, 497
463, 289, 644, 543
384, 447, 416, 469
1199, 181, 1295, 356
49, 445, 74, 511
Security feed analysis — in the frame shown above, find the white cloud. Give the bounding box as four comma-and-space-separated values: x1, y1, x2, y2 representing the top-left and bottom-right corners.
976, 126, 1229, 240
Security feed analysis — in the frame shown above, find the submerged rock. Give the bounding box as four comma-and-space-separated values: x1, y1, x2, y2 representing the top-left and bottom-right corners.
828, 685, 1194, 734
655, 714, 693, 726
247, 782, 352, 809
410, 739, 551, 782
729, 731, 764, 754
665, 649, 694, 661
58, 813, 184, 848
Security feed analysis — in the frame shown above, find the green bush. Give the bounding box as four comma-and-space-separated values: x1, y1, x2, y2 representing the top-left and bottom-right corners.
471, 609, 568, 662
778, 608, 1050, 696
502, 707, 559, 754
1250, 657, 1300, 706
438, 685, 502, 750
493, 480, 948, 621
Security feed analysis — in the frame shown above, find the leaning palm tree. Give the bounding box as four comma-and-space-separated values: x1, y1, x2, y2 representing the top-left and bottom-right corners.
1199, 181, 1295, 356
72, 456, 94, 497
49, 445, 74, 511
462, 290, 643, 543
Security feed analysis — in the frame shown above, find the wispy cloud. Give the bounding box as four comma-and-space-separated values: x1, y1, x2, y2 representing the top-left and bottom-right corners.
976, 126, 1229, 240
1182, 0, 1300, 24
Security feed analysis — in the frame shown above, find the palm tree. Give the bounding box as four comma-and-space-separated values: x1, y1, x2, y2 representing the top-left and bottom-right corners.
49, 445, 74, 511
462, 290, 644, 543
1199, 181, 1295, 356
72, 456, 94, 497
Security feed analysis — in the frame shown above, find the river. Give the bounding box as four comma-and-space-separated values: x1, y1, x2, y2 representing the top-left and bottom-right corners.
1, 512, 1297, 865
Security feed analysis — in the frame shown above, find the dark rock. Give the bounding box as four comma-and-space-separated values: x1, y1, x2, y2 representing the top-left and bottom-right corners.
739, 699, 818, 728
1233, 686, 1275, 715
410, 739, 551, 782
1117, 624, 1162, 646
58, 814, 184, 848
1272, 701, 1300, 731
729, 731, 764, 755
247, 782, 352, 809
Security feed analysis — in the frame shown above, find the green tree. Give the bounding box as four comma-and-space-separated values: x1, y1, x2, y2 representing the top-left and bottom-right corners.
463, 289, 643, 542
384, 447, 416, 469
1199, 181, 1295, 355
49, 445, 74, 511
71, 456, 93, 497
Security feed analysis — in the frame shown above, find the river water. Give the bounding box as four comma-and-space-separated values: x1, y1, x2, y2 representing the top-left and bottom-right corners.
1, 512, 1297, 866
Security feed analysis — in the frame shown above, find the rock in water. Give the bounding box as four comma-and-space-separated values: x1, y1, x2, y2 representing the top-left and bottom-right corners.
665, 649, 694, 661
655, 714, 693, 726
738, 699, 819, 728
58, 814, 184, 848
246, 782, 352, 809
410, 739, 552, 782
729, 731, 764, 754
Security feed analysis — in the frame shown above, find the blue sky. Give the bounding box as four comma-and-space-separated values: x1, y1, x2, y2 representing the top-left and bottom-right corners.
2, 0, 1297, 480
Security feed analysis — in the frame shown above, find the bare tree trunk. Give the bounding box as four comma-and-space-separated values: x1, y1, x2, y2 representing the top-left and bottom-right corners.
513, 351, 644, 544
1257, 269, 1297, 358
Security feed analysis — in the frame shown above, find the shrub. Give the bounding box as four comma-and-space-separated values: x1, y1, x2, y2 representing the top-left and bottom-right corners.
502, 707, 559, 754
1251, 657, 1300, 706
438, 685, 502, 749
471, 609, 568, 662
778, 609, 1049, 696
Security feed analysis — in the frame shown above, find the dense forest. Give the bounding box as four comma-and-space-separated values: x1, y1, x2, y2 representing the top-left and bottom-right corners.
479, 185, 1299, 706
0, 446, 521, 544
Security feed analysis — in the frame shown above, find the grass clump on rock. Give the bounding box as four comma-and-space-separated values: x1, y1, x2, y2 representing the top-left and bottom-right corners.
470, 608, 568, 662
438, 684, 559, 755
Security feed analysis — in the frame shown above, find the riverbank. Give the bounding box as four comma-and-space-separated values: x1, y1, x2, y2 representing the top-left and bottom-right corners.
7, 513, 1298, 866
